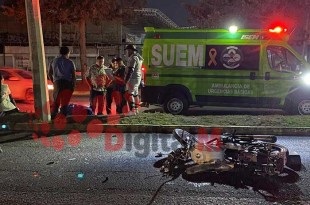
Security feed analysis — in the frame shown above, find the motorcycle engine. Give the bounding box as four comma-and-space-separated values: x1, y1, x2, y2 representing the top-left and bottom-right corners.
190, 144, 224, 164
237, 143, 286, 175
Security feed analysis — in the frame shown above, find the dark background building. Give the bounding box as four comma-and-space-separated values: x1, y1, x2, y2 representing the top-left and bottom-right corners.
0, 6, 179, 70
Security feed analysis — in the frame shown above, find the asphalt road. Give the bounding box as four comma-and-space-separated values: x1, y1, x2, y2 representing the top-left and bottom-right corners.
0, 133, 309, 205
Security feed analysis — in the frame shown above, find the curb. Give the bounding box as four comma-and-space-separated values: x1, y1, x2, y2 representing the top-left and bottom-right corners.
2, 113, 310, 136
11, 122, 310, 136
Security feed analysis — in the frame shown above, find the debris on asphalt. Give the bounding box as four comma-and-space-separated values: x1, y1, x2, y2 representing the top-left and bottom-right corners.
155, 152, 163, 158
46, 161, 54, 165
102, 177, 108, 184
77, 172, 84, 180
69, 158, 76, 161
0, 147, 3, 153
33, 171, 40, 177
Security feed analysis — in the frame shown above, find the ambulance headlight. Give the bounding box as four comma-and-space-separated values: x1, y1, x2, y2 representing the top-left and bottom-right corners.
302, 73, 310, 85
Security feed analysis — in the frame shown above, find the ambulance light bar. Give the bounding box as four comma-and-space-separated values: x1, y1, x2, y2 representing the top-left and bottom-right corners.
269, 26, 287, 33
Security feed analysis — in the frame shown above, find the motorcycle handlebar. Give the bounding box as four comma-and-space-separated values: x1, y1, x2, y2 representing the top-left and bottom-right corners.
173, 129, 278, 146
234, 135, 277, 143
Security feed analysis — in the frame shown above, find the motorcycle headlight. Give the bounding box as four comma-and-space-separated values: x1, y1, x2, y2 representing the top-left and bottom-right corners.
302, 73, 310, 86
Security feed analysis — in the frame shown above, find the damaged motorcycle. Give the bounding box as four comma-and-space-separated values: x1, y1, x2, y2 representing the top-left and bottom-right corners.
160, 129, 302, 177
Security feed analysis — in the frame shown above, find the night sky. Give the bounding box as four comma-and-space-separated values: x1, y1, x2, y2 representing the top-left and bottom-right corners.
147, 0, 198, 27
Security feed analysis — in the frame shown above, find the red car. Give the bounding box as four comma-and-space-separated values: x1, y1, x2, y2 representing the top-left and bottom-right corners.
0, 68, 54, 102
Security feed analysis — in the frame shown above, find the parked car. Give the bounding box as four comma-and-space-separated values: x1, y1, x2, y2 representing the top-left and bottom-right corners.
0, 68, 54, 102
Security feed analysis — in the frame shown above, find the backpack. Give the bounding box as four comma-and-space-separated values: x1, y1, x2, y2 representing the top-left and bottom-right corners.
67, 104, 93, 116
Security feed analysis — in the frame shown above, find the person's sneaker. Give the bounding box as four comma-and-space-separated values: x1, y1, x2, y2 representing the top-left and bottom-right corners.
127, 110, 136, 116
134, 108, 139, 114
97, 112, 103, 116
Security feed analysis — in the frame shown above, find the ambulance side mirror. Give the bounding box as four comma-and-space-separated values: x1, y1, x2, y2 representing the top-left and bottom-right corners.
250, 72, 256, 80
295, 63, 305, 72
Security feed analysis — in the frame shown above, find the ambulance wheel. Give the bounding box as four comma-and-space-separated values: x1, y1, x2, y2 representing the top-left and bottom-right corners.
164, 93, 188, 115
292, 98, 310, 115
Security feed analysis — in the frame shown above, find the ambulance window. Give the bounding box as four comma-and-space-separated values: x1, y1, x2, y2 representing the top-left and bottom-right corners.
286, 50, 302, 72
267, 46, 301, 73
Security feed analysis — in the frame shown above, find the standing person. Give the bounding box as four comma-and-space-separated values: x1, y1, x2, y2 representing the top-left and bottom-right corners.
105, 58, 116, 115
0, 72, 19, 116
124, 45, 143, 114
106, 57, 127, 115
114, 57, 127, 114
48, 46, 76, 118
86, 55, 111, 115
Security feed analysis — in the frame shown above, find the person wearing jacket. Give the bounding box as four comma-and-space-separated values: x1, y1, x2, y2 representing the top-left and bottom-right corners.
114, 57, 127, 114
48, 46, 76, 118
106, 57, 127, 115
86, 55, 112, 115
0, 72, 19, 116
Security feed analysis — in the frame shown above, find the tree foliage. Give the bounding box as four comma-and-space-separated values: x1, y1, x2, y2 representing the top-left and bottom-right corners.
1, 0, 27, 23
185, 0, 242, 28
185, 0, 309, 29
2, 0, 146, 24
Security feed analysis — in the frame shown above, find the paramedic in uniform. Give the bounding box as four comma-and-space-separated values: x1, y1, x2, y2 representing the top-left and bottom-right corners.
124, 45, 143, 114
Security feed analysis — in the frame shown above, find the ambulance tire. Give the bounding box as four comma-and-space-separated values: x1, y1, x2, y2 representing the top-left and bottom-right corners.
163, 93, 189, 115
290, 98, 310, 115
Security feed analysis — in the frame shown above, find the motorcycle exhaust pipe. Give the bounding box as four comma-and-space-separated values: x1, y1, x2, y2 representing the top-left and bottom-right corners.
186, 163, 234, 175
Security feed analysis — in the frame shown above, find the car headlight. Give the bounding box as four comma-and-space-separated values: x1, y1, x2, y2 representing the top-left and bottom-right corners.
47, 84, 54, 90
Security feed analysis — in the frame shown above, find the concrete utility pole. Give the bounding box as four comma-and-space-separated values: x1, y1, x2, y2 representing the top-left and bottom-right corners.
25, 0, 51, 121
302, 0, 310, 62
